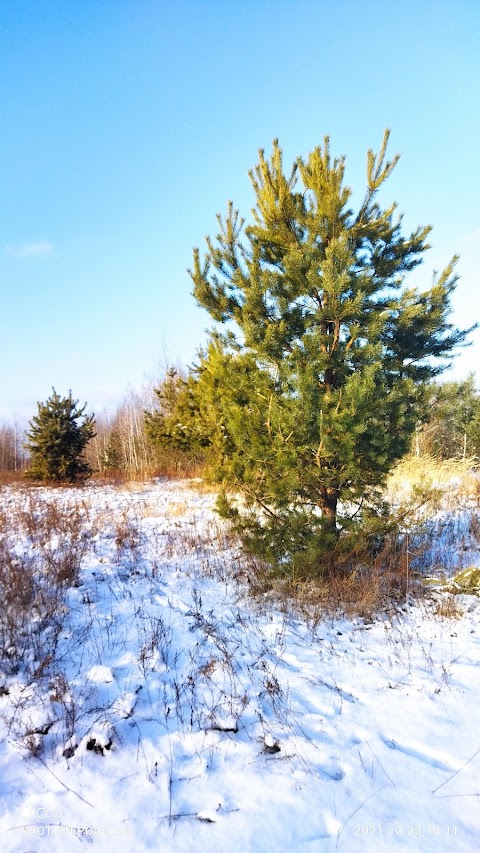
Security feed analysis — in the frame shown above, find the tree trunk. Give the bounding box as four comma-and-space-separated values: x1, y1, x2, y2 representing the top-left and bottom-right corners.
318, 486, 339, 536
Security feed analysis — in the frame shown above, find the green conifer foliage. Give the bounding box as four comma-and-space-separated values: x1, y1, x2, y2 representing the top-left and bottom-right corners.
145, 367, 213, 467
103, 428, 123, 472
190, 132, 472, 573
25, 389, 96, 483
421, 374, 480, 459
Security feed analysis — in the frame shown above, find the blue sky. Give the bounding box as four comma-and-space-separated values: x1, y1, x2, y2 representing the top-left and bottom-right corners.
1, 0, 479, 421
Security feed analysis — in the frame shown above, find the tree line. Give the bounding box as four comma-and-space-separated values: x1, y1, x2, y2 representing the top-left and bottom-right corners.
0, 380, 198, 482
2, 372, 480, 481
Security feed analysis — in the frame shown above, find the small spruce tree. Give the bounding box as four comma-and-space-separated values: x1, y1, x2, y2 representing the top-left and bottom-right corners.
25, 389, 96, 483
103, 428, 123, 472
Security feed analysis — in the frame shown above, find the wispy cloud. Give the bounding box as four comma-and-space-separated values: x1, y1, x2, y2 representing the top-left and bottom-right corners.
6, 241, 54, 258
459, 227, 480, 244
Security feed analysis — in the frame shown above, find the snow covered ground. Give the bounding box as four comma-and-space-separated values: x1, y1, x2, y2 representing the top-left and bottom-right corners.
0, 479, 479, 851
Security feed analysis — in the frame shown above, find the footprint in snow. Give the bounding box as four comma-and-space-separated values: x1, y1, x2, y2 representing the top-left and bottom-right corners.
317, 762, 345, 781
381, 736, 457, 771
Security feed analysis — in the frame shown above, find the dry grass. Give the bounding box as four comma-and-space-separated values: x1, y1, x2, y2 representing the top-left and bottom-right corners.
114, 509, 145, 567
228, 482, 460, 622
0, 493, 95, 680
188, 479, 219, 495
387, 454, 479, 508
121, 479, 152, 492
89, 469, 128, 486
1, 473, 476, 765
238, 537, 421, 624
164, 500, 189, 517
431, 593, 464, 619
0, 470, 28, 486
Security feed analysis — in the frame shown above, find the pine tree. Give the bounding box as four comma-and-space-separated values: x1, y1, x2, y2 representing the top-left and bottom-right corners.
190, 131, 472, 572
420, 374, 480, 459
145, 366, 213, 464
25, 389, 96, 483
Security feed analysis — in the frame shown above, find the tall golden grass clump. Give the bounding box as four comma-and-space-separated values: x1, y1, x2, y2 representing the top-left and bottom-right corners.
386, 454, 479, 510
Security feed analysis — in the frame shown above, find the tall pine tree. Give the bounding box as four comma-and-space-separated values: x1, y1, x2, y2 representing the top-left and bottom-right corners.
25, 389, 96, 483
189, 131, 472, 572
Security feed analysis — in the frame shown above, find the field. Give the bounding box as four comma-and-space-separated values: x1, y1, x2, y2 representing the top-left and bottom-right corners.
0, 477, 479, 851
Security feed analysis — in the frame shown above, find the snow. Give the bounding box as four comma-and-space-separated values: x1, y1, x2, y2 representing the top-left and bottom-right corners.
0, 479, 479, 851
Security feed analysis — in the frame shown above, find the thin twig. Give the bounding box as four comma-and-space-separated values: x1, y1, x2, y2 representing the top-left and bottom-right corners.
31, 756, 95, 808
434, 793, 480, 799
365, 739, 396, 787
432, 745, 480, 794
336, 784, 389, 849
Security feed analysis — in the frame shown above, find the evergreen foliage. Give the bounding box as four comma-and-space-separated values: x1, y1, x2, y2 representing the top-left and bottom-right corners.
187, 131, 471, 575
102, 428, 123, 471
145, 367, 212, 465
25, 389, 96, 483
420, 374, 480, 459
